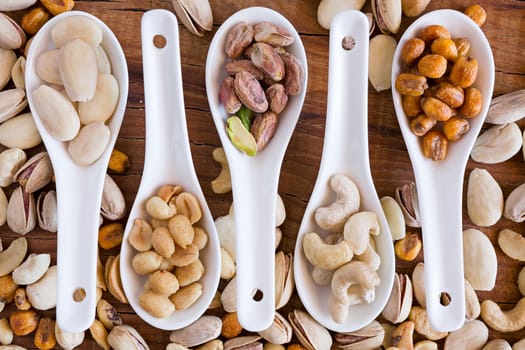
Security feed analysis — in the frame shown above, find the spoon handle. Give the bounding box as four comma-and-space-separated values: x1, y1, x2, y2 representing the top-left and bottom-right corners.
416, 165, 466, 331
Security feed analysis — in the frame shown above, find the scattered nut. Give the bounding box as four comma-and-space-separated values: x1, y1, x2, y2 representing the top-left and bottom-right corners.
394, 232, 421, 261
34, 317, 56, 350
9, 310, 40, 336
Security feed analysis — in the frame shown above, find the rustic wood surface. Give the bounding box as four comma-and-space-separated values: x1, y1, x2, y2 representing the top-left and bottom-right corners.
1, 0, 524, 348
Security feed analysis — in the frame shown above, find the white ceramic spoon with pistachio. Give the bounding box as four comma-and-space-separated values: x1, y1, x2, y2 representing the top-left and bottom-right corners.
119, 9, 221, 330
206, 7, 308, 332
391, 9, 494, 332
293, 10, 395, 333
25, 11, 128, 332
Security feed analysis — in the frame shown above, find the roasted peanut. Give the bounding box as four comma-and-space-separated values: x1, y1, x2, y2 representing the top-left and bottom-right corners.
175, 259, 204, 287
151, 226, 175, 258
453, 38, 471, 57
443, 117, 470, 141
410, 114, 437, 136
193, 226, 208, 250
422, 97, 454, 121
34, 317, 56, 350
402, 95, 422, 117
40, 0, 74, 15
10, 310, 40, 336
139, 290, 175, 318
396, 73, 428, 96
175, 192, 202, 224
432, 82, 464, 108
401, 37, 425, 66
450, 56, 478, 88
148, 270, 179, 295
98, 222, 124, 250
431, 37, 458, 62
14, 287, 31, 310
417, 24, 451, 44
417, 54, 447, 79
464, 4, 487, 27
169, 282, 203, 310
395, 232, 422, 261
168, 214, 195, 248
21, 7, 50, 35
221, 312, 243, 338
132, 251, 162, 275
422, 130, 448, 161
459, 87, 482, 118
167, 244, 199, 267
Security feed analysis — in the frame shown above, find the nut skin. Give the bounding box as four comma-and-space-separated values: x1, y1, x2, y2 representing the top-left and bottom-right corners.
40, 0, 74, 16
417, 24, 451, 44
34, 317, 56, 350
394, 232, 422, 261
402, 95, 422, 117
225, 59, 264, 80
431, 37, 458, 62
417, 54, 448, 79
266, 84, 288, 114
21, 7, 50, 35
225, 21, 254, 59
422, 130, 448, 161
450, 56, 478, 88
443, 117, 470, 141
250, 42, 285, 82
250, 111, 279, 151
464, 4, 487, 27
401, 37, 425, 66
254, 21, 294, 47
234, 71, 268, 113
422, 97, 454, 121
221, 312, 243, 338
459, 87, 482, 118
220, 76, 242, 114
410, 114, 436, 137
280, 51, 304, 96
431, 81, 464, 108
10, 309, 40, 336
395, 73, 427, 96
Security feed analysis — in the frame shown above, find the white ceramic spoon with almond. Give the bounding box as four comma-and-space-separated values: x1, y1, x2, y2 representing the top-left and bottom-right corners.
206, 7, 308, 332
391, 9, 494, 332
25, 11, 128, 332
293, 10, 395, 333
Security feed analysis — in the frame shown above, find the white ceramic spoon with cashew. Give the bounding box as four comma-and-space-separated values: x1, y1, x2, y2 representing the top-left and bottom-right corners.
119, 9, 221, 330
293, 10, 395, 333
206, 7, 308, 332
391, 9, 494, 332
25, 11, 128, 333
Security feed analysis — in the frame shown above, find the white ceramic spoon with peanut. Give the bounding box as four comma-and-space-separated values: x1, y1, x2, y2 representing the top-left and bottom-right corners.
119, 9, 221, 330
391, 9, 494, 332
25, 11, 128, 332
293, 10, 395, 333
206, 7, 308, 331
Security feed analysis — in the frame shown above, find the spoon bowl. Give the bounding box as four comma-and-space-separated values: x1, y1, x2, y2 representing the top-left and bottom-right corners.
119, 9, 221, 330
293, 10, 395, 333
206, 7, 307, 331
391, 9, 494, 332
25, 11, 128, 332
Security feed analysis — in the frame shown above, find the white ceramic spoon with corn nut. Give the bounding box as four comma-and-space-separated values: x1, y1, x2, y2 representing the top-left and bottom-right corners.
25, 11, 129, 332
293, 10, 395, 333
391, 9, 494, 332
119, 9, 221, 330
206, 7, 308, 332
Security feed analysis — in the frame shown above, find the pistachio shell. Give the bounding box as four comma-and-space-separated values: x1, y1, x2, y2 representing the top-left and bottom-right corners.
0, 0, 37, 11
11, 56, 25, 90
504, 182, 525, 222
36, 49, 62, 85
169, 316, 222, 347
0, 48, 16, 90
0, 113, 41, 149
6, 186, 36, 235
59, 38, 98, 102
0, 13, 26, 49
79, 73, 119, 124
334, 321, 385, 349
258, 312, 292, 345
471, 123, 522, 164
0, 148, 26, 187
68, 122, 110, 166
382, 273, 413, 324
275, 251, 294, 310
485, 89, 525, 125
101, 174, 126, 220
14, 152, 53, 193
288, 310, 332, 350
0, 89, 27, 123
51, 15, 103, 47
395, 182, 421, 228
0, 188, 7, 226
372, 0, 402, 34
178, 0, 213, 31
37, 191, 57, 232
32, 85, 80, 141
107, 325, 148, 350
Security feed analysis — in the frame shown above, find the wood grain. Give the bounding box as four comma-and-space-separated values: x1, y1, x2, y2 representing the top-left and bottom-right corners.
0, 0, 524, 348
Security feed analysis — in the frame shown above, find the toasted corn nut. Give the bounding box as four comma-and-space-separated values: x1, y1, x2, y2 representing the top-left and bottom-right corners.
422, 97, 454, 122
460, 87, 482, 118
128, 218, 153, 252
417, 54, 447, 79
96, 299, 122, 331
400, 37, 425, 66
222, 312, 243, 339
89, 319, 110, 350
394, 232, 421, 261
422, 130, 448, 161
10, 310, 40, 336
98, 222, 124, 250
108, 149, 130, 173
410, 114, 437, 137
443, 117, 470, 141
34, 317, 56, 350
417, 24, 451, 44
21, 7, 49, 35
402, 95, 422, 118
431, 38, 458, 62
287, 345, 307, 350
450, 56, 479, 88
148, 270, 179, 295
40, 0, 74, 15
395, 73, 427, 96
0, 275, 17, 303
464, 4, 487, 27
14, 288, 31, 310
176, 192, 202, 224
170, 282, 203, 310
168, 215, 195, 248
432, 81, 464, 108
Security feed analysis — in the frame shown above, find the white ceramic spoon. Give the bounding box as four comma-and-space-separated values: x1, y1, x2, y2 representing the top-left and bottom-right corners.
25, 11, 128, 333
293, 10, 395, 333
391, 9, 494, 332
119, 9, 221, 330
206, 7, 308, 332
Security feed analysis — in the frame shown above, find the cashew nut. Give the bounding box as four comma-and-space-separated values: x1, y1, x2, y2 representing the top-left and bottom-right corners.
302, 232, 353, 270
26, 265, 57, 311
481, 297, 525, 332
12, 253, 50, 285
311, 266, 333, 286
343, 211, 380, 255
513, 339, 525, 350
211, 147, 232, 194
315, 174, 360, 232
389, 321, 414, 349
329, 285, 375, 323
444, 320, 488, 350
409, 306, 448, 340
0, 237, 27, 277
498, 229, 525, 262
355, 239, 381, 271
331, 261, 380, 305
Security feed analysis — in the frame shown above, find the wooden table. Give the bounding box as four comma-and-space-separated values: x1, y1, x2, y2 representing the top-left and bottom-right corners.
1, 0, 524, 348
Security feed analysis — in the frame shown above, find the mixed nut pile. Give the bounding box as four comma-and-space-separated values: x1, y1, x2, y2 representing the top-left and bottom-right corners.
219, 20, 305, 156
